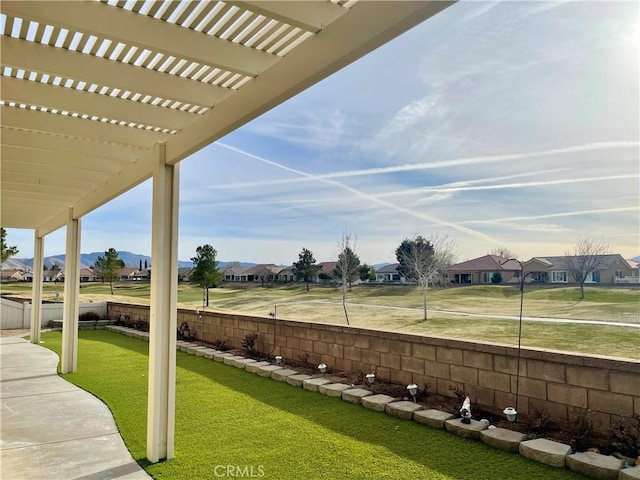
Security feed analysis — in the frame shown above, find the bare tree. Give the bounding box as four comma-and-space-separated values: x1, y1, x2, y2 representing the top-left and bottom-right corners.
562, 236, 610, 300
396, 234, 457, 321
333, 234, 361, 325
489, 246, 518, 259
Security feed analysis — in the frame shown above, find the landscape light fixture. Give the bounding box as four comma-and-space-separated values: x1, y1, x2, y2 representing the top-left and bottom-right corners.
318, 363, 327, 374
407, 383, 418, 401
503, 407, 517, 423
500, 257, 529, 416
365, 373, 376, 385
275, 355, 282, 365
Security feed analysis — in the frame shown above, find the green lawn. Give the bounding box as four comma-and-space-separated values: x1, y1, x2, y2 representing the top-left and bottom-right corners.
42, 330, 583, 480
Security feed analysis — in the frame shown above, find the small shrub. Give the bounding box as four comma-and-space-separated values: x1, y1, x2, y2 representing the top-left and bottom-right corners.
212, 339, 232, 351
568, 408, 597, 452
490, 272, 502, 284
79, 311, 101, 321
529, 407, 551, 435
448, 385, 470, 411
610, 414, 640, 459
241, 333, 259, 355
177, 322, 194, 341
133, 319, 149, 332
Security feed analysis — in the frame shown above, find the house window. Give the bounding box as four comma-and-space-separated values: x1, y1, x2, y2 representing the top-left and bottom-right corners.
585, 271, 601, 283
482, 272, 492, 283
552, 271, 567, 283
615, 270, 623, 278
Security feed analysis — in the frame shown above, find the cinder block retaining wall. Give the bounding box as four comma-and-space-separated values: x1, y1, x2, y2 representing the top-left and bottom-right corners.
107, 302, 639, 433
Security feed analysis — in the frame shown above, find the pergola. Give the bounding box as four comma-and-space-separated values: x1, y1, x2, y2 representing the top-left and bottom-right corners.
0, 0, 453, 462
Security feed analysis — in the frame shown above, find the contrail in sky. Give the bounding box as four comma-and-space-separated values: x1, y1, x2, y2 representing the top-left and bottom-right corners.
215, 142, 499, 243
209, 141, 638, 190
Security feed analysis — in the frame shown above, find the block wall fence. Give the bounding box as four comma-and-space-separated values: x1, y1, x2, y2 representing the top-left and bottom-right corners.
107, 302, 639, 433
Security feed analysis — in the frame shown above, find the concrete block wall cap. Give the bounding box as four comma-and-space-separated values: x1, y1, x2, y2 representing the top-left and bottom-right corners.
318, 383, 351, 397
519, 438, 571, 468
361, 394, 396, 412
271, 369, 299, 382
566, 452, 625, 480
341, 388, 373, 404
480, 428, 526, 453
302, 378, 332, 392
286, 374, 313, 387
413, 409, 455, 429
444, 418, 487, 440
619, 465, 640, 480
385, 401, 423, 420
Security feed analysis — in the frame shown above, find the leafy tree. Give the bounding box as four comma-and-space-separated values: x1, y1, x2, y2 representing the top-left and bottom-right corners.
292, 248, 320, 292
395, 234, 457, 321
490, 271, 503, 284
359, 264, 377, 282
489, 246, 517, 259
43, 263, 49, 271
190, 245, 223, 307
51, 263, 61, 272
332, 235, 361, 325
1, 228, 19, 262
562, 236, 610, 300
144, 259, 148, 269
92, 248, 125, 295
139, 259, 143, 271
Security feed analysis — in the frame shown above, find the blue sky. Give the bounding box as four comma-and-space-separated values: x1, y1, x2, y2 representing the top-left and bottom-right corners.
7, 0, 640, 265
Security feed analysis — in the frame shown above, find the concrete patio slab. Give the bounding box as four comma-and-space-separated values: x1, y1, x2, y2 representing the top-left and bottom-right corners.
0, 336, 149, 479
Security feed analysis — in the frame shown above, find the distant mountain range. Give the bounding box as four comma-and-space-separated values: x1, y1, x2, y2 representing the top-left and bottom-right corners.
3, 252, 256, 271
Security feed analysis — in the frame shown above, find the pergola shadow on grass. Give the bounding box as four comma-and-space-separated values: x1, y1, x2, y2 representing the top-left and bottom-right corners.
43, 330, 583, 480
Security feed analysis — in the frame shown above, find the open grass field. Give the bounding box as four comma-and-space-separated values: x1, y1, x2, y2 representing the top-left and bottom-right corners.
40, 329, 584, 480
4, 282, 639, 358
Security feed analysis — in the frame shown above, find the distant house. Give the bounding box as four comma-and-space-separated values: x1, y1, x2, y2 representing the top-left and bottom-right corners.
177, 267, 193, 282
314, 261, 338, 283
375, 263, 404, 283
243, 264, 283, 283
79, 268, 97, 282
118, 267, 138, 281
277, 267, 295, 283
524, 254, 634, 284
222, 264, 248, 282
0, 269, 24, 283
133, 268, 151, 281
446, 255, 520, 284
43, 269, 63, 282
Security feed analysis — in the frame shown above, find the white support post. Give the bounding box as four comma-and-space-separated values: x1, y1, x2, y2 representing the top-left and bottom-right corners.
61, 208, 81, 374
147, 143, 180, 462
30, 231, 44, 344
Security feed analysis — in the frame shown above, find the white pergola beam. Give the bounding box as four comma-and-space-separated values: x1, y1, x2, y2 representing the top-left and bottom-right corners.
1, 160, 114, 183
1, 76, 197, 131
1, 173, 102, 189
230, 1, 348, 32
0, 127, 144, 162
1, 106, 169, 147
147, 143, 179, 462
1, 145, 132, 173
61, 208, 81, 374
164, 1, 454, 165
2, 1, 279, 77
30, 232, 44, 345
1, 36, 231, 107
